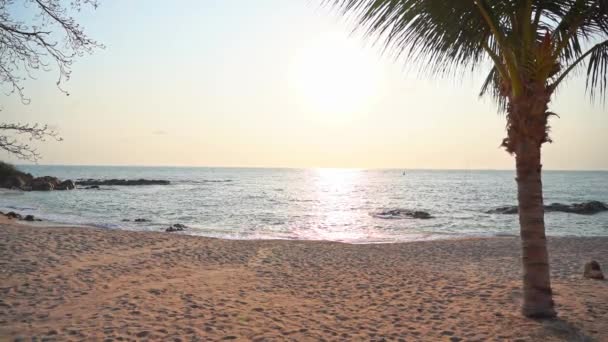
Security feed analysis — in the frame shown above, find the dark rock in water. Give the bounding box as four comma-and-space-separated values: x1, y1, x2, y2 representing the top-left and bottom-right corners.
560, 201, 608, 215
6, 211, 21, 219
370, 209, 433, 220
122, 219, 131, 222
76, 179, 170, 186
165, 224, 187, 232
55, 180, 75, 190
584, 261, 605, 280
24, 215, 35, 222
487, 201, 608, 215
84, 185, 100, 190
134, 218, 149, 223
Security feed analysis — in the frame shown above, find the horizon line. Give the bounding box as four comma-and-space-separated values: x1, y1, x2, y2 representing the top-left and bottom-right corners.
10, 163, 608, 172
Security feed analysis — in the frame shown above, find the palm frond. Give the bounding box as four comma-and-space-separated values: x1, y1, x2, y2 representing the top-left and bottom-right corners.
324, 0, 494, 77
326, 0, 608, 104
586, 39, 608, 100
479, 66, 507, 110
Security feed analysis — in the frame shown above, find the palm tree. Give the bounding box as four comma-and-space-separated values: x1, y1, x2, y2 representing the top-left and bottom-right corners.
327, 0, 608, 318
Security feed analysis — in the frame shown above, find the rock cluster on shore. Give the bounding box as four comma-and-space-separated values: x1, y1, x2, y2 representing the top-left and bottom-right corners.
583, 261, 605, 280
0, 211, 42, 222
487, 201, 608, 215
165, 224, 187, 232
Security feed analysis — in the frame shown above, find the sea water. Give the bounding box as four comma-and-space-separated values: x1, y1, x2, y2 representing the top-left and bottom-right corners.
1, 166, 606, 243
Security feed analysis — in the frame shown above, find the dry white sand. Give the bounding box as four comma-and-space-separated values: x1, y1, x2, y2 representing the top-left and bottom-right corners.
0, 216, 606, 341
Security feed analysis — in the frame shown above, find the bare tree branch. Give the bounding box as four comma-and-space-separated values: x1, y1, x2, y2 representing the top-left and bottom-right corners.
0, 122, 62, 161
1, 0, 101, 161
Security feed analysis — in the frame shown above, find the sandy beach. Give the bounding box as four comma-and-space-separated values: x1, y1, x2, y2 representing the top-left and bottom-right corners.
0, 216, 606, 341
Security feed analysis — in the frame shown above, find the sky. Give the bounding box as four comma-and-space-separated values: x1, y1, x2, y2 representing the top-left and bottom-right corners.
2, 0, 607, 170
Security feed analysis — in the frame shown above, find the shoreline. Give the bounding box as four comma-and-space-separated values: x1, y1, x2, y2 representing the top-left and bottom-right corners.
5, 215, 521, 244
0, 211, 558, 245
4, 213, 526, 245
1, 218, 607, 340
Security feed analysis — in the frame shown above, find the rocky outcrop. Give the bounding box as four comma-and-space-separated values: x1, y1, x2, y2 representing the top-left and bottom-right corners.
584, 261, 605, 280
370, 209, 433, 220
76, 179, 170, 186
1, 173, 34, 189
0, 162, 167, 191
487, 201, 608, 215
0, 166, 168, 191
0, 163, 74, 192
0, 164, 34, 190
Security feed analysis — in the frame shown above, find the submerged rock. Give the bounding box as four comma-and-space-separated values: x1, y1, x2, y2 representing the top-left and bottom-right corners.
370, 209, 433, 220
134, 218, 149, 223
486, 206, 519, 215
411, 211, 432, 219
165, 224, 187, 232
487, 201, 608, 215
583, 261, 605, 280
76, 179, 170, 186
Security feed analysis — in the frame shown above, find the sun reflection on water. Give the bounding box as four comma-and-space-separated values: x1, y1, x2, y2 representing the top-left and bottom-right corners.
306, 168, 377, 241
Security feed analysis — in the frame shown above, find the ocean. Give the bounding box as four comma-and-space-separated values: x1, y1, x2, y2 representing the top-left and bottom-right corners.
1, 166, 607, 243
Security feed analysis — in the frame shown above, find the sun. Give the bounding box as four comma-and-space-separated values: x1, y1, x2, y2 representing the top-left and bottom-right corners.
289, 33, 381, 122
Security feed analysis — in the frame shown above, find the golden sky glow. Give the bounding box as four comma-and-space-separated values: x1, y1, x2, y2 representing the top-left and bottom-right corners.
289, 32, 381, 122
2, 1, 607, 170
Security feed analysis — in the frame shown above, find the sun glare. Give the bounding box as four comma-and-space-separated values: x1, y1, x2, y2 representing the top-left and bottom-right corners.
289, 33, 381, 122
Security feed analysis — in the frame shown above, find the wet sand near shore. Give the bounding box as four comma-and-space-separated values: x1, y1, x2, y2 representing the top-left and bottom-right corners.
0, 217, 606, 341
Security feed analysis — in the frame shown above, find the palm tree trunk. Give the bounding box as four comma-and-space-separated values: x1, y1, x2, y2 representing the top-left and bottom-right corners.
515, 139, 556, 318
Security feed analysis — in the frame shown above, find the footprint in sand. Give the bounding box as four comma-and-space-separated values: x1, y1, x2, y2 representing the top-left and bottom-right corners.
247, 247, 275, 268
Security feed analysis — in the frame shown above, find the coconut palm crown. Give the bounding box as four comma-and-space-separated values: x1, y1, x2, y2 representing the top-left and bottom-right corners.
326, 0, 608, 318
